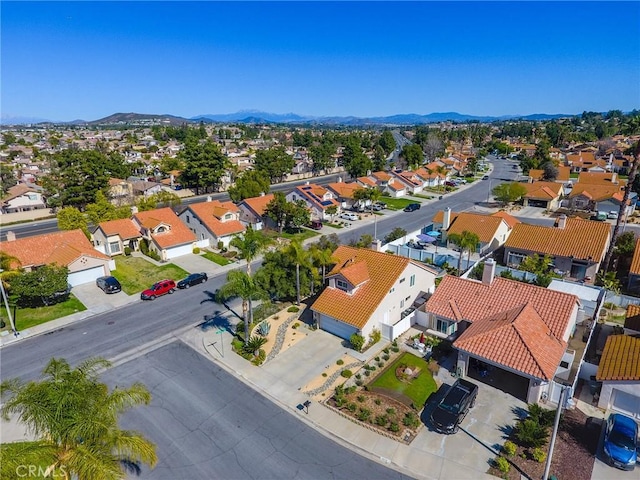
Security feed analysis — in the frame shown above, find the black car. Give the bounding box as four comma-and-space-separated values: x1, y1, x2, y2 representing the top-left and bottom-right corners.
404, 203, 421, 212
430, 379, 478, 434
96, 276, 122, 294
177, 272, 208, 289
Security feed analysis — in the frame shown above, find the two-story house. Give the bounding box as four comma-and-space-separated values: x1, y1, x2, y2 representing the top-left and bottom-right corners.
133, 207, 197, 260
237, 193, 276, 231
325, 180, 367, 211
1, 184, 47, 214
179, 199, 245, 248
285, 183, 340, 221
93, 218, 143, 256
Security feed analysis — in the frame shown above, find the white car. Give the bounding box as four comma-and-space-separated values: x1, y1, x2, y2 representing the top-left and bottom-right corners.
339, 212, 359, 221
608, 211, 619, 220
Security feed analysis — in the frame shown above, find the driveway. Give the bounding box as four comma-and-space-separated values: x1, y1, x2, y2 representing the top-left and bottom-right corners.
168, 252, 231, 275
591, 417, 639, 480
71, 282, 137, 313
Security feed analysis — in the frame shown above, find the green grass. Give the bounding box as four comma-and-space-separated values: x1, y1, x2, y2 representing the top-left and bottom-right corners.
370, 352, 438, 408
324, 222, 344, 229
278, 229, 319, 241
202, 251, 233, 266
111, 256, 189, 294
411, 193, 434, 200
381, 196, 423, 211
0, 295, 87, 331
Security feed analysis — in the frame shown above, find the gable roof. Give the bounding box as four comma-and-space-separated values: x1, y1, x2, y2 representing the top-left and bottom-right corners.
0, 229, 109, 268
239, 193, 275, 217
97, 218, 141, 240
577, 172, 621, 185
1, 184, 42, 203
568, 183, 625, 202
455, 303, 566, 380
134, 207, 196, 248
596, 335, 640, 382
312, 246, 411, 329
187, 200, 245, 238
446, 212, 505, 243
527, 166, 571, 182
291, 183, 340, 211
521, 181, 563, 200
625, 304, 640, 332
504, 217, 610, 262
630, 239, 640, 276
490, 211, 521, 229
325, 182, 364, 200
356, 176, 377, 187
425, 275, 578, 340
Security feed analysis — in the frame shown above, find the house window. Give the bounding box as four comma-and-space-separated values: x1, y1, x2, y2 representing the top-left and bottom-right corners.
436, 318, 452, 335
389, 287, 395, 293
336, 279, 348, 291
410, 274, 415, 287
400, 277, 405, 283
186, 216, 190, 224
157, 226, 167, 233
224, 213, 232, 220
507, 252, 526, 266
109, 242, 121, 253
400, 299, 405, 308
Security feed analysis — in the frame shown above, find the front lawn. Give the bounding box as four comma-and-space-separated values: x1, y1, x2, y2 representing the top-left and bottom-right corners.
381, 197, 423, 211
263, 228, 319, 242
370, 352, 438, 408
1, 295, 87, 331
202, 251, 233, 266
111, 256, 189, 294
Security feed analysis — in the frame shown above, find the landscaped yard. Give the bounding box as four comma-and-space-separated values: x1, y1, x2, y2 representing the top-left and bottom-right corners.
370, 352, 438, 408
381, 196, 422, 210
202, 250, 234, 266
1, 295, 87, 331
263, 228, 319, 242
111, 256, 189, 294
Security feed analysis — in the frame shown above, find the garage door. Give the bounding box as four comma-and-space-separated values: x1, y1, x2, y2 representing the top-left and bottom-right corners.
68, 266, 105, 287
319, 316, 358, 340
165, 244, 193, 259
611, 389, 640, 419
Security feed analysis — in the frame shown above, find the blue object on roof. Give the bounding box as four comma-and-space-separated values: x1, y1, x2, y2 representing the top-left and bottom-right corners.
426, 231, 441, 237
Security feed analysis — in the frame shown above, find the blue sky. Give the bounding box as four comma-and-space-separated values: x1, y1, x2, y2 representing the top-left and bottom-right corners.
2, 1, 639, 121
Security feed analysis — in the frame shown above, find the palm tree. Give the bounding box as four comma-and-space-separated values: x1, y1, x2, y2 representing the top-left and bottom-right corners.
435, 165, 448, 191
217, 270, 268, 343
286, 240, 313, 305
353, 187, 382, 238
311, 246, 336, 286
448, 230, 479, 274
0, 357, 157, 480
229, 225, 273, 275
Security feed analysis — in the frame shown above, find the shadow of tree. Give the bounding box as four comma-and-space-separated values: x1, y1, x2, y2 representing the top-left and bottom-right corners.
511, 405, 529, 421
197, 310, 234, 335
199, 289, 241, 320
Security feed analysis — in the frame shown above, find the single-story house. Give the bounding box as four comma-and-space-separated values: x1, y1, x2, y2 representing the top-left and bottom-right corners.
418, 260, 581, 403
0, 229, 113, 286
527, 166, 571, 184
596, 335, 640, 419
311, 246, 437, 342
520, 181, 564, 210
178, 199, 245, 248
325, 180, 367, 211
1, 184, 47, 214
133, 207, 197, 260
503, 215, 611, 283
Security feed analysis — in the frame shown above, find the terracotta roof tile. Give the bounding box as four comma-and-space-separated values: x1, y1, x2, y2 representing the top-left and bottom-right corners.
98, 218, 140, 240
455, 303, 566, 380
357, 177, 377, 187
568, 183, 624, 202
596, 335, 640, 381
187, 201, 246, 238
325, 182, 364, 200
504, 218, 610, 262
446, 212, 504, 243
291, 184, 340, 211
240, 193, 275, 217
312, 246, 410, 329
134, 207, 196, 248
425, 275, 578, 340
521, 181, 563, 200
0, 229, 109, 268
491, 211, 521, 229
371, 171, 392, 181
630, 239, 640, 275
624, 304, 640, 332
334, 259, 370, 286
577, 172, 621, 185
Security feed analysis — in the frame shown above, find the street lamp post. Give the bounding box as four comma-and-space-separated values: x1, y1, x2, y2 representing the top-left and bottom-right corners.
542, 386, 568, 480
486, 178, 492, 205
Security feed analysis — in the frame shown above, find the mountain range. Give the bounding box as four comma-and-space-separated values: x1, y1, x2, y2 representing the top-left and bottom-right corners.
1, 110, 572, 126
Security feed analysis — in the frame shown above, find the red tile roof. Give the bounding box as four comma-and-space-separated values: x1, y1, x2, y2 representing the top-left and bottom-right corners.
187, 201, 246, 238
240, 193, 275, 217
134, 207, 196, 248
98, 218, 141, 240
455, 303, 566, 380
630, 239, 640, 276
624, 304, 640, 332
504, 218, 610, 262
0, 229, 109, 268
425, 275, 578, 340
596, 335, 640, 381
325, 182, 364, 200
312, 246, 411, 329
445, 212, 505, 243
521, 181, 563, 200
491, 211, 521, 229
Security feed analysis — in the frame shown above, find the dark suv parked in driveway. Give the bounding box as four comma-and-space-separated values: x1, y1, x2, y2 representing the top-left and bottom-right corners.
430, 379, 478, 434
140, 279, 176, 300
96, 276, 121, 294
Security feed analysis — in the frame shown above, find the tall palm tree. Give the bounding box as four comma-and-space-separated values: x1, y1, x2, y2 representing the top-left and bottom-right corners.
0, 357, 157, 480
286, 240, 313, 305
229, 225, 273, 275
311, 246, 336, 286
217, 270, 268, 343
448, 230, 480, 274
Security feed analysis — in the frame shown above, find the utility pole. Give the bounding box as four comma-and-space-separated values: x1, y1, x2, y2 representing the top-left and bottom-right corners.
542, 386, 567, 480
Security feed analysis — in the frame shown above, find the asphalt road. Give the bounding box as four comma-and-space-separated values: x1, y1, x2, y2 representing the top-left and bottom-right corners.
100, 341, 412, 480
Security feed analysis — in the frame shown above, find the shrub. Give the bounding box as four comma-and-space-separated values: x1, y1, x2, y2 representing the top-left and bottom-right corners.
335, 396, 346, 408
347, 386, 357, 394
375, 356, 380, 362
350, 333, 365, 352
386, 408, 396, 415
383, 347, 390, 354
364, 370, 370, 377
217, 240, 224, 250
355, 379, 363, 386
403, 412, 420, 428
193, 247, 201, 254
356, 395, 365, 403
391, 346, 400, 353
374, 398, 381, 405
347, 403, 357, 412
369, 328, 382, 345
427, 360, 440, 375
532, 447, 546, 463
382, 354, 390, 361
123, 246, 132, 256
355, 373, 361, 380
256, 321, 271, 337
251, 348, 266, 366
336, 359, 344, 366
494, 456, 510, 474
357, 408, 371, 422
292, 322, 300, 329
503, 440, 517, 456
526, 403, 555, 428
389, 422, 400, 433
341, 369, 353, 378
287, 305, 300, 313
377, 361, 384, 368
375, 415, 389, 426
243, 336, 268, 355
514, 419, 549, 448
322, 373, 327, 377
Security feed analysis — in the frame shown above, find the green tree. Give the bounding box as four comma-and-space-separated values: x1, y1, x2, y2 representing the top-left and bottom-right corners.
492, 182, 527, 207
342, 137, 372, 179
179, 140, 229, 194
378, 130, 396, 155
264, 192, 289, 233
217, 270, 268, 344
136, 191, 181, 212
57, 207, 89, 237
229, 225, 273, 275
310, 245, 336, 285
519, 254, 554, 276
310, 143, 335, 175
286, 200, 311, 232
372, 145, 387, 172
9, 264, 69, 307
541, 162, 558, 181
286, 240, 313, 305
448, 231, 479, 274
2, 132, 17, 146
325, 204, 338, 223
400, 144, 424, 170
0, 164, 16, 194
253, 146, 294, 183
0, 357, 157, 480
384, 227, 407, 244
514, 419, 549, 448
227, 170, 270, 203
85, 191, 130, 225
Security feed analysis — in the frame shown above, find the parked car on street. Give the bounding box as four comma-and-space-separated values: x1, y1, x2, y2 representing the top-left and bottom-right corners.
140, 279, 176, 300
339, 212, 359, 221
445, 181, 457, 187
603, 412, 638, 470
307, 220, 323, 230
177, 273, 208, 289
608, 211, 619, 220
403, 203, 421, 212
96, 276, 122, 294
482, 175, 489, 180
430, 379, 478, 434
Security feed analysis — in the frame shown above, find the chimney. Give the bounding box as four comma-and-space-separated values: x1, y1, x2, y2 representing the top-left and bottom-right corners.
6, 231, 16, 242
337, 176, 343, 183
130, 206, 138, 215
371, 239, 382, 252
305, 181, 310, 185
482, 258, 496, 285
557, 214, 567, 229
260, 192, 265, 197
442, 207, 452, 231
206, 195, 212, 202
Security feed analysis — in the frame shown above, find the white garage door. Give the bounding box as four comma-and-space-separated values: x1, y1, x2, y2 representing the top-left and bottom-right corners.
68, 266, 105, 287
611, 389, 640, 419
319, 316, 358, 340
165, 244, 193, 259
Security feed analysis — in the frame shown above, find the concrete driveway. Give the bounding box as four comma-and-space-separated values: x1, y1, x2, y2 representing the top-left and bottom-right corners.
168, 252, 231, 275
71, 282, 137, 313
591, 417, 639, 480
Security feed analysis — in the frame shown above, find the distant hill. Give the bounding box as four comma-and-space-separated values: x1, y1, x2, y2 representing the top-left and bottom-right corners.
0, 115, 53, 125
89, 112, 194, 126
192, 110, 310, 123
